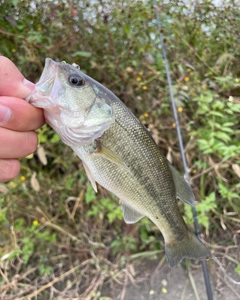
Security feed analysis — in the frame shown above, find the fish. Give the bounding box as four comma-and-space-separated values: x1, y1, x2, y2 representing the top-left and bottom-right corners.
26, 58, 211, 268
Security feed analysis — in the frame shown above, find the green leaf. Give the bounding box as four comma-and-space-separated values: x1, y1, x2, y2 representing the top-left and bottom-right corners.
209, 111, 224, 118
11, 0, 19, 6
213, 132, 231, 143
72, 51, 91, 58
234, 264, 240, 275
124, 25, 131, 37
85, 184, 96, 204
220, 127, 234, 134
50, 134, 60, 143
222, 122, 235, 127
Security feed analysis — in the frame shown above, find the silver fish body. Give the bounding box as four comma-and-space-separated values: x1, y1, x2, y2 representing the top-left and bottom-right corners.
26, 58, 211, 268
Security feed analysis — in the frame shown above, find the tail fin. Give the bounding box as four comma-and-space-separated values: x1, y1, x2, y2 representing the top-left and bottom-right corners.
165, 232, 211, 268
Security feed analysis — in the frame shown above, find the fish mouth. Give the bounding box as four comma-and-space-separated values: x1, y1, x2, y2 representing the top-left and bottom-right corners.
26, 58, 62, 108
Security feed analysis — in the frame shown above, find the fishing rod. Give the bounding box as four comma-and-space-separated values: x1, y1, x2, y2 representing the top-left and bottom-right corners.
153, 2, 213, 300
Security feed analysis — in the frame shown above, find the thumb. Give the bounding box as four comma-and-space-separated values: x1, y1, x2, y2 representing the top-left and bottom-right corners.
0, 56, 35, 98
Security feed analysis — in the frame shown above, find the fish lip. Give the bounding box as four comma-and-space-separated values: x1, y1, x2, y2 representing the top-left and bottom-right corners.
35, 59, 57, 94
26, 90, 55, 108
26, 58, 61, 108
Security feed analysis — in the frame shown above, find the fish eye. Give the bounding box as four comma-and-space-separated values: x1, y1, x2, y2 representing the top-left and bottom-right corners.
68, 74, 85, 87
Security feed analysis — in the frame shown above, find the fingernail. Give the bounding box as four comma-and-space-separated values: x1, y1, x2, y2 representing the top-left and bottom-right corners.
0, 104, 11, 125
23, 78, 35, 90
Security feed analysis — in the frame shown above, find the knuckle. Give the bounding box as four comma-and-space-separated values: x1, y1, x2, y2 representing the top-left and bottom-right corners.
0, 159, 20, 182
24, 131, 38, 154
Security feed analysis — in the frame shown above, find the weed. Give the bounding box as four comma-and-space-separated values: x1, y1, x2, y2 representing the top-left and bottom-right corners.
0, 0, 240, 298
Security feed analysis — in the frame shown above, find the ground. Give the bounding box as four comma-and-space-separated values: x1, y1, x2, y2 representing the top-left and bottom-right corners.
98, 258, 240, 300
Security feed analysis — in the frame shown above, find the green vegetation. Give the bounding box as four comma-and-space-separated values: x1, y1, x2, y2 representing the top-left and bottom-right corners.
0, 0, 240, 298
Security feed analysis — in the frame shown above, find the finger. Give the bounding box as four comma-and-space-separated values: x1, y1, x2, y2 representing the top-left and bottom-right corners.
0, 128, 38, 158
0, 159, 20, 182
0, 97, 45, 131
0, 56, 35, 98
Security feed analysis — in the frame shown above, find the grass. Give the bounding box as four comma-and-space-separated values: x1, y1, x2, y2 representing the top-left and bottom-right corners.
0, 0, 240, 298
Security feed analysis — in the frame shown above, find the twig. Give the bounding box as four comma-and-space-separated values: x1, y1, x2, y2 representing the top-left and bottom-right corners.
41, 220, 80, 242
35, 206, 82, 242
150, 255, 166, 287
213, 256, 240, 285
123, 268, 138, 288
82, 233, 106, 248
0, 268, 10, 286
120, 270, 128, 300
71, 189, 85, 220
90, 250, 101, 271
80, 272, 105, 300
0, 28, 24, 38
191, 162, 224, 181
181, 278, 190, 300
188, 269, 201, 300
217, 272, 240, 299
18, 264, 81, 300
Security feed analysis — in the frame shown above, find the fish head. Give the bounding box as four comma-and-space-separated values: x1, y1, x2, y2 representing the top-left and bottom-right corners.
26, 58, 114, 147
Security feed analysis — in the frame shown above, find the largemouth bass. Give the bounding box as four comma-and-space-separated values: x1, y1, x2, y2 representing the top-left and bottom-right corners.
26, 58, 210, 268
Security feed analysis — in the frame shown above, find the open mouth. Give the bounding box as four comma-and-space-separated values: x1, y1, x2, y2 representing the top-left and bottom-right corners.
26, 59, 64, 109
25, 91, 55, 108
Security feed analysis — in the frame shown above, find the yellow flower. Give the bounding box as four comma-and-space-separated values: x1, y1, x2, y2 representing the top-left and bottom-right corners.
37, 26, 42, 31
178, 107, 183, 113
172, 123, 176, 128
8, 181, 17, 188
161, 287, 168, 294
137, 76, 141, 82
144, 113, 149, 117
33, 220, 39, 226
142, 85, 147, 90
235, 78, 239, 83
196, 30, 200, 34
20, 176, 26, 181
184, 76, 189, 82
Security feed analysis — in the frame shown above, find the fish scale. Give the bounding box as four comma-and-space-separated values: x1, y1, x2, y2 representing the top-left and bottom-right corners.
75, 101, 192, 241
26, 58, 211, 268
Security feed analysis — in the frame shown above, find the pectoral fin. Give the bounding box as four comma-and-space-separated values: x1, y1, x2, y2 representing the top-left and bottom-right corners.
82, 162, 98, 192
167, 161, 195, 206
120, 201, 144, 224
96, 143, 129, 171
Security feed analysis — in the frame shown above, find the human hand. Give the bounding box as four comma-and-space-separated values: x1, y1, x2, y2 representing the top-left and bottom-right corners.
0, 56, 45, 182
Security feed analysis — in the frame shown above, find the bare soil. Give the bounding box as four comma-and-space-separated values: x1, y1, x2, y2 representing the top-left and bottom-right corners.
100, 258, 240, 300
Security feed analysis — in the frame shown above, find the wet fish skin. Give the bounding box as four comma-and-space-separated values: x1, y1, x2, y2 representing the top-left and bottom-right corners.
26, 58, 211, 268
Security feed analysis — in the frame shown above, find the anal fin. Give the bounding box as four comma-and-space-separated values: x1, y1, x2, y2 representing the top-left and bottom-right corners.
120, 201, 144, 224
